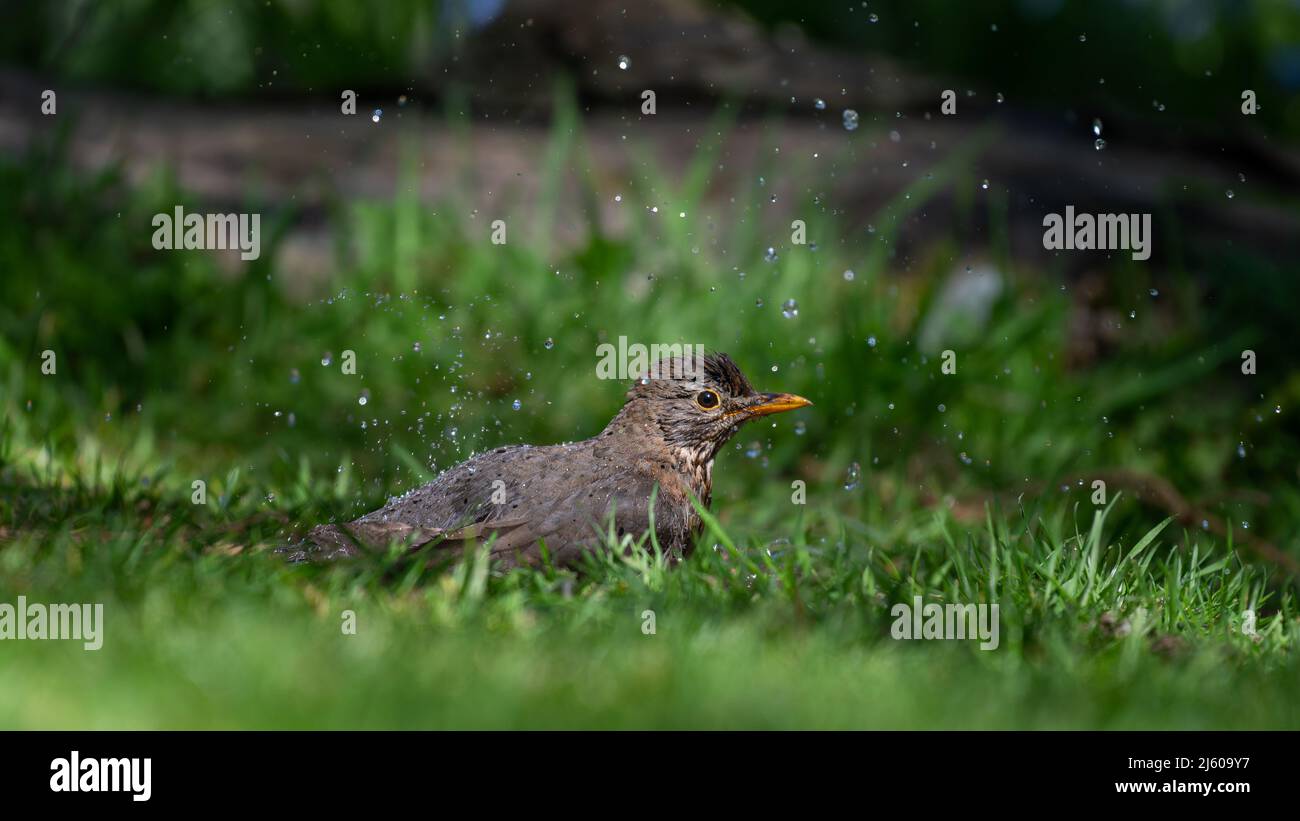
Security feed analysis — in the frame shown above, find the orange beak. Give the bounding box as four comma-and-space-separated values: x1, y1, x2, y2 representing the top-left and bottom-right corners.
744, 392, 813, 417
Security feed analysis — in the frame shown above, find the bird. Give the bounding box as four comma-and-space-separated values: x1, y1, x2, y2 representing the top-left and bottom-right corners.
288, 352, 810, 569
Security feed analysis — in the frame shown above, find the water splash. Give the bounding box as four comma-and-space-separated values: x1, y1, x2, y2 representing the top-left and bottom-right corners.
844, 462, 861, 491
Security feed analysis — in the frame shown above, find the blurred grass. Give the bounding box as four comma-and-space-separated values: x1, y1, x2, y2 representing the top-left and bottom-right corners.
1, 90, 1298, 728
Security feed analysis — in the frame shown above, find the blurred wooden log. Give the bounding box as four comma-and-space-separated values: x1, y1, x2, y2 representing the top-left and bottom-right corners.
1, 0, 1297, 282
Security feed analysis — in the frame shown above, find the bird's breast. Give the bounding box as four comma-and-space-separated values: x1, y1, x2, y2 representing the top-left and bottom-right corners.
671, 445, 715, 508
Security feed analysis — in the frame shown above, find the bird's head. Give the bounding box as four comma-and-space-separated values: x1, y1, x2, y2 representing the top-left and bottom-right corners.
614, 351, 812, 464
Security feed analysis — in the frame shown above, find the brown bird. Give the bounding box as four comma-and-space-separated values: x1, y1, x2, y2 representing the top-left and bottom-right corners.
291, 352, 810, 569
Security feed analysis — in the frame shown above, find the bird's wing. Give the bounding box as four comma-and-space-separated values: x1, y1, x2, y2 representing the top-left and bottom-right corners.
285, 446, 689, 569
487, 470, 689, 567
288, 515, 533, 562
284, 520, 439, 562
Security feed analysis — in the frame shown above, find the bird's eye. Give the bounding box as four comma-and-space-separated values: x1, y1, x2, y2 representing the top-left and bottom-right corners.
695, 390, 720, 410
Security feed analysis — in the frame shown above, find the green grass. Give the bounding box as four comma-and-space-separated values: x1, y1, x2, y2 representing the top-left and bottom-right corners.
2, 96, 1298, 729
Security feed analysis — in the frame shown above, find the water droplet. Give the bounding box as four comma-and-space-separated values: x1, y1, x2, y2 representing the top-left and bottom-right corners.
617, 55, 630, 70
843, 269, 855, 281
511, 399, 522, 411
980, 179, 989, 190
1237, 442, 1247, 459
755, 298, 765, 308
1092, 118, 1103, 137
544, 337, 555, 350
1149, 288, 1159, 297
868, 12, 879, 23
794, 421, 807, 436
1094, 138, 1106, 151
937, 403, 947, 413
995, 92, 1004, 103
1078, 33, 1087, 43
321, 352, 333, 366
1226, 189, 1235, 199
745, 442, 762, 459
781, 299, 799, 318
814, 98, 826, 110
371, 109, 382, 123
842, 109, 860, 131
843, 462, 861, 490
289, 368, 300, 384
358, 394, 368, 406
